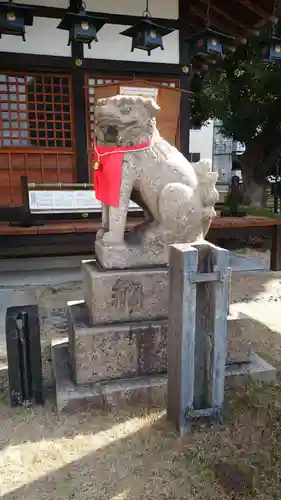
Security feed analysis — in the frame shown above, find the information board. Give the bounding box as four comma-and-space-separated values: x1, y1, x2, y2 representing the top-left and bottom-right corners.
119, 86, 158, 101
28, 190, 141, 214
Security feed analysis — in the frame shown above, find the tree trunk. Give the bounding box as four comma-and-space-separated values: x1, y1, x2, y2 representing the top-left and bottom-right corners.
242, 150, 267, 208
240, 139, 281, 208
242, 176, 268, 208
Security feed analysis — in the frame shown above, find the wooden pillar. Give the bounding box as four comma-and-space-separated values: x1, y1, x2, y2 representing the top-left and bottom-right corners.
271, 224, 281, 271
178, 0, 191, 160
70, 0, 89, 183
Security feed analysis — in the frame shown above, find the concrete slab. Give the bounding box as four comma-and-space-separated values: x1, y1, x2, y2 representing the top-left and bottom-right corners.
229, 252, 267, 273
0, 269, 81, 287
0, 254, 92, 273
0, 250, 265, 289
52, 339, 276, 413
0, 254, 93, 287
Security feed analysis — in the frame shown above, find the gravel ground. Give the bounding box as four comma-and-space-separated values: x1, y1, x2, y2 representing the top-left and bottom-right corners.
1, 249, 281, 499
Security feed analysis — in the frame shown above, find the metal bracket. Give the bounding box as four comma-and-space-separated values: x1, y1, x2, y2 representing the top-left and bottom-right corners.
188, 271, 224, 283
185, 405, 221, 422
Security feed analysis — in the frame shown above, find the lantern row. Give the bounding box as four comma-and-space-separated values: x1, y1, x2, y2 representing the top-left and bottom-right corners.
0, 0, 281, 61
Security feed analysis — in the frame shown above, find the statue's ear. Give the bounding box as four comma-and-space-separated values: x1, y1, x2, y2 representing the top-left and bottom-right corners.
145, 98, 161, 117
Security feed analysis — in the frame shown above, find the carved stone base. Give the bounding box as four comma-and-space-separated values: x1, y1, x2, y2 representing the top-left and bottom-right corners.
68, 300, 167, 385
52, 340, 276, 413
82, 260, 168, 325
95, 235, 169, 270
68, 297, 253, 388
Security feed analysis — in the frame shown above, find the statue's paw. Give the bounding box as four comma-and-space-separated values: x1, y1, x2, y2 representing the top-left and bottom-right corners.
102, 231, 124, 245
96, 228, 105, 240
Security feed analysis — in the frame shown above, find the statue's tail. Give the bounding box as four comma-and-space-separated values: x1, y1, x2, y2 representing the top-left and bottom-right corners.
194, 158, 219, 221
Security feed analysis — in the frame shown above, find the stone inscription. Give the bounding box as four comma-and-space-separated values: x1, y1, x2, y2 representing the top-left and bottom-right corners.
111, 279, 144, 310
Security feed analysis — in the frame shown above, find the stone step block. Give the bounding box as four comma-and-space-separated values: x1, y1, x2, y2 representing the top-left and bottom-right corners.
227, 310, 252, 363
82, 260, 168, 325
68, 301, 253, 386
52, 339, 276, 413
68, 300, 167, 385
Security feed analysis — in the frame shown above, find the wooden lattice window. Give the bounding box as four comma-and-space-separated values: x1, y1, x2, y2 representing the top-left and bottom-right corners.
0, 73, 73, 148
86, 77, 177, 146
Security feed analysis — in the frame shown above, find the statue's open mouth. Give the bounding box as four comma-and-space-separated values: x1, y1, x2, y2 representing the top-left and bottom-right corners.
103, 125, 119, 143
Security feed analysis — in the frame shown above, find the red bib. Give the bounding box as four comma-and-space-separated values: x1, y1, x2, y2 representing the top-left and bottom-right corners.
93, 142, 150, 207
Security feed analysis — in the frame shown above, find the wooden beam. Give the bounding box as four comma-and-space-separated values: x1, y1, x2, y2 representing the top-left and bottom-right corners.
0, 52, 181, 76
197, 0, 253, 35
190, 5, 244, 39
233, 0, 274, 19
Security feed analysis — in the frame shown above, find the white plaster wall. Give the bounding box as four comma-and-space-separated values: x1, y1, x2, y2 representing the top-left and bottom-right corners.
0, 0, 178, 61
0, 17, 71, 57
86, 0, 178, 19
213, 154, 232, 185
189, 120, 214, 159
0, 17, 71, 56
84, 24, 179, 63
15, 0, 178, 17
16, 0, 68, 7
84, 0, 179, 62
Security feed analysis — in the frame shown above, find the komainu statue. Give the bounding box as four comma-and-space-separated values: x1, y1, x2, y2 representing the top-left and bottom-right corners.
94, 94, 218, 268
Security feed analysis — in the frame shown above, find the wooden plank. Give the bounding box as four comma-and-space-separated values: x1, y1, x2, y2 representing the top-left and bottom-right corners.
207, 225, 272, 241
211, 216, 281, 228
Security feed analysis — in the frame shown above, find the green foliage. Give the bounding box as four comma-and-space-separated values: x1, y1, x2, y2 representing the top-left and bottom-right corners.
241, 205, 281, 219
190, 23, 281, 176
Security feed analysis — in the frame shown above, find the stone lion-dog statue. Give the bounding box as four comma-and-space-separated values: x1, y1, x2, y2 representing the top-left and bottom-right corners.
94, 94, 218, 267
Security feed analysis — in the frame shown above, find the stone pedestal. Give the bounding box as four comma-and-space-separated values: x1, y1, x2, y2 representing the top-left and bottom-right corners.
95, 237, 169, 270
68, 300, 252, 387
68, 300, 167, 385
51, 257, 276, 413
82, 260, 168, 324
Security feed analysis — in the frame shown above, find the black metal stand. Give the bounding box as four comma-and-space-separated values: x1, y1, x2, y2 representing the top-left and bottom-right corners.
6, 305, 44, 407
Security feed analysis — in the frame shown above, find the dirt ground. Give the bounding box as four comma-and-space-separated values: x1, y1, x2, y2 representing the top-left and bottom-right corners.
1, 249, 281, 499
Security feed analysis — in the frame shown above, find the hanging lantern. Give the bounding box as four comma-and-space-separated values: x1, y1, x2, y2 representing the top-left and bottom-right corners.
262, 2, 281, 61
188, 27, 235, 59
262, 35, 281, 61
57, 4, 108, 48
263, 37, 281, 61
0, 1, 34, 41
120, 0, 174, 56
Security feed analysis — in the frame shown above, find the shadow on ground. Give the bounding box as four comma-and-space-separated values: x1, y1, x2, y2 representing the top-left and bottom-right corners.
0, 312, 281, 499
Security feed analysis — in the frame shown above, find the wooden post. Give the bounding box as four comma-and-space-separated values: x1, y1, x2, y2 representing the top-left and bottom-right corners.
17, 175, 33, 227
71, 11, 89, 184
178, 0, 191, 160
271, 224, 281, 271
21, 175, 29, 216
167, 241, 229, 435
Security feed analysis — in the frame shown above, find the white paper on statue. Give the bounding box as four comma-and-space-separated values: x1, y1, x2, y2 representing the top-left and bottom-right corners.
29, 190, 141, 214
